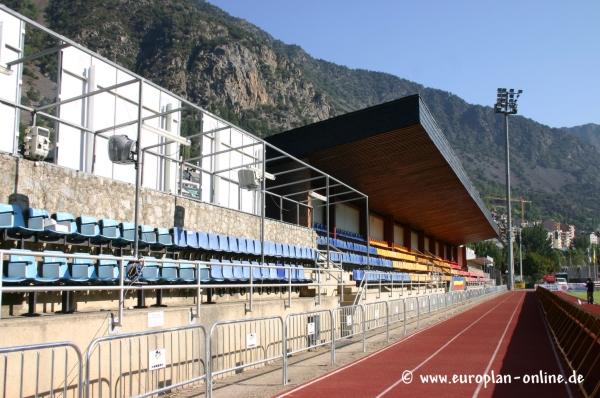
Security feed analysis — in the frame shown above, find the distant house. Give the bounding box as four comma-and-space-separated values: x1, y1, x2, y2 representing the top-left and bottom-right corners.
590, 232, 598, 245
542, 219, 575, 250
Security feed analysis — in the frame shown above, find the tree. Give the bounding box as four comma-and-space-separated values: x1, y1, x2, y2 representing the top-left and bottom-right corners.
470, 240, 506, 272
523, 252, 558, 281
572, 235, 590, 252
520, 225, 552, 256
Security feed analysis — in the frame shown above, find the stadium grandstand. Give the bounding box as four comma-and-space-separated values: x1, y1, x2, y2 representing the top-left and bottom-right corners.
0, 5, 519, 398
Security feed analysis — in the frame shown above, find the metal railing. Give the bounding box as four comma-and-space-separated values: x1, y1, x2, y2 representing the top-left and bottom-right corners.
537, 286, 600, 397
0, 341, 82, 398
364, 301, 389, 341
208, 315, 284, 397
0, 285, 506, 398
0, 249, 343, 325
333, 304, 366, 353
84, 324, 207, 398
284, 309, 334, 361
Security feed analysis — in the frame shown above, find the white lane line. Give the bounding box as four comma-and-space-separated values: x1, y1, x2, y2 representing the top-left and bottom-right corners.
472, 293, 525, 397
375, 294, 515, 398
538, 300, 574, 398
276, 292, 508, 398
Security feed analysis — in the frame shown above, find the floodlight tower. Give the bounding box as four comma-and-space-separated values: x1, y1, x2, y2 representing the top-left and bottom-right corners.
494, 88, 523, 290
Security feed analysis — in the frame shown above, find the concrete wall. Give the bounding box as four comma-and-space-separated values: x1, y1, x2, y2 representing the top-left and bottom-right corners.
0, 153, 315, 246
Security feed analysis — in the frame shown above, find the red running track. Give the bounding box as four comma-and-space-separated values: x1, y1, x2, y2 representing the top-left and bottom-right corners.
276, 291, 579, 398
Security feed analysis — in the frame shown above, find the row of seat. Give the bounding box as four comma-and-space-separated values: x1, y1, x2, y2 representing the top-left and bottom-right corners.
0, 204, 316, 261
352, 270, 411, 284
312, 223, 367, 243
316, 236, 392, 267
326, 251, 393, 267
2, 250, 312, 285
334, 227, 366, 242
316, 236, 377, 255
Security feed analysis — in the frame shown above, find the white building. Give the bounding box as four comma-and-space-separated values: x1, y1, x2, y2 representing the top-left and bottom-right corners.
543, 219, 575, 250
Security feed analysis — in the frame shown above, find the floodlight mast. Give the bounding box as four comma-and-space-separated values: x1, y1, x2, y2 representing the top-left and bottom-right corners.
494, 88, 523, 290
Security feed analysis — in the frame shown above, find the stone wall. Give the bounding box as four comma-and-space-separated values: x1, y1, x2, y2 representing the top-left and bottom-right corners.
0, 153, 316, 247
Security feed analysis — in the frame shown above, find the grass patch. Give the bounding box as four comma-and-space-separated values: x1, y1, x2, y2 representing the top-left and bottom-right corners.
569, 290, 600, 304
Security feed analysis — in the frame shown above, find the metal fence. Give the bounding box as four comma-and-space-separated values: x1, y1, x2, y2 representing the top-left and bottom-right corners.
85, 324, 207, 398
0, 341, 82, 398
333, 304, 366, 353
208, 315, 284, 395
284, 309, 334, 360
537, 286, 600, 397
0, 285, 506, 398
364, 301, 389, 341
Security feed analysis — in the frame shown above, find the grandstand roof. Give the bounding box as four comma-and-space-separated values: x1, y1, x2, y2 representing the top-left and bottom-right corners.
266, 94, 499, 245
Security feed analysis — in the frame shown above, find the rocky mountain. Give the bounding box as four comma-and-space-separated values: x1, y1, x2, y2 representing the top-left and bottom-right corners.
562, 124, 600, 152
7, 0, 600, 232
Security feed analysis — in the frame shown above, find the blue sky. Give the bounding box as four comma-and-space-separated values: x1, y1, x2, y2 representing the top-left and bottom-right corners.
208, 0, 600, 128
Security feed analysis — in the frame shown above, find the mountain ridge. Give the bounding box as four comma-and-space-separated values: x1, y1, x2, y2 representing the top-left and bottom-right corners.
7, 0, 600, 232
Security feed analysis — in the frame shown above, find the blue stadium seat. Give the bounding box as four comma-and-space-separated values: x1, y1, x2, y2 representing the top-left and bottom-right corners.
115, 222, 135, 246
185, 231, 199, 249
209, 259, 224, 282
129, 258, 160, 283
268, 262, 279, 281
179, 262, 195, 283
289, 265, 299, 282
66, 216, 98, 244
297, 265, 311, 282
265, 241, 276, 257
36, 251, 70, 284
260, 263, 271, 281
252, 239, 262, 256
155, 228, 173, 247
208, 233, 220, 252
221, 259, 236, 282
171, 227, 187, 248
139, 225, 157, 246
341, 253, 349, 263
3, 205, 47, 239
196, 231, 208, 250
76, 216, 100, 238
238, 238, 248, 254
241, 260, 251, 280
70, 256, 97, 283
26, 207, 50, 231
93, 219, 120, 244
276, 263, 289, 281
97, 259, 119, 283
251, 261, 263, 281
3, 251, 37, 283
160, 261, 179, 283
228, 236, 240, 253
217, 234, 229, 252
233, 261, 248, 282
0, 203, 15, 229
282, 244, 290, 258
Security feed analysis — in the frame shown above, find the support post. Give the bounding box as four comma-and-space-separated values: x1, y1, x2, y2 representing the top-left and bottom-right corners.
505, 113, 514, 290
133, 81, 144, 258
